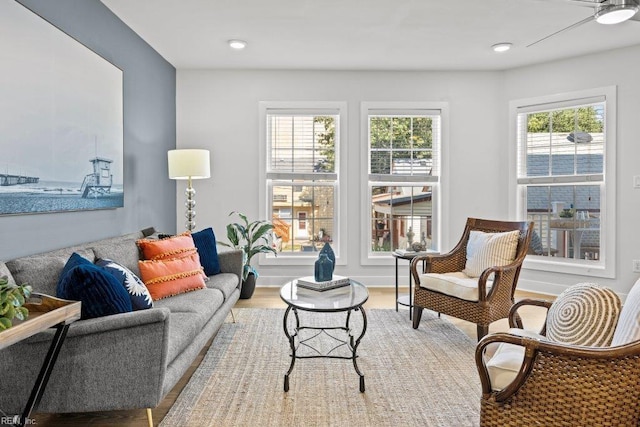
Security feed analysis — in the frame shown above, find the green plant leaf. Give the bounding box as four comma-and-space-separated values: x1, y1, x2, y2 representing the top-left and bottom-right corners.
0, 302, 10, 316
0, 317, 11, 330
15, 307, 29, 321
5, 305, 15, 321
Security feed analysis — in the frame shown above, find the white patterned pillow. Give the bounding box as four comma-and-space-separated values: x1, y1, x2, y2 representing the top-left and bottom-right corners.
547, 282, 621, 347
462, 230, 520, 278
611, 278, 640, 346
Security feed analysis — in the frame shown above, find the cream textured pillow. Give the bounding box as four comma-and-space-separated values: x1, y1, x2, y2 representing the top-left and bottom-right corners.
610, 278, 640, 346
547, 282, 621, 347
462, 230, 520, 278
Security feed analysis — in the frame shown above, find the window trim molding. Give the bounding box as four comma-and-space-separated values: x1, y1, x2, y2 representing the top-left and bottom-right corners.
258, 101, 348, 267
508, 86, 617, 278
360, 101, 449, 266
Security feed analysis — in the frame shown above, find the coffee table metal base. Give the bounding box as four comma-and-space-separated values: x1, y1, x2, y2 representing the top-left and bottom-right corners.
283, 305, 367, 392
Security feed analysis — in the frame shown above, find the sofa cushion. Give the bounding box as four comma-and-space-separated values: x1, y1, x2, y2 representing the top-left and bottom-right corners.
138, 253, 206, 300
546, 282, 620, 346
419, 271, 493, 302
91, 235, 144, 277
137, 232, 197, 261
7, 248, 96, 296
57, 263, 132, 320
164, 312, 202, 365
612, 278, 640, 346
95, 258, 153, 310
191, 227, 221, 276
154, 288, 224, 363
154, 288, 223, 320
462, 230, 520, 278
206, 273, 240, 300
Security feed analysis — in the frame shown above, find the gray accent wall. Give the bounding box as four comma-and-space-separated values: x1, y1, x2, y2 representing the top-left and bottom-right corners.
1, 0, 176, 260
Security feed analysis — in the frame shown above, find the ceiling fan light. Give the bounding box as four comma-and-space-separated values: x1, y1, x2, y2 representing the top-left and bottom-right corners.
595, 3, 639, 25
492, 42, 512, 53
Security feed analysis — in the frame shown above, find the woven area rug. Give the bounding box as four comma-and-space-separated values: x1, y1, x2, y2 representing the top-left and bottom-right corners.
160, 308, 481, 427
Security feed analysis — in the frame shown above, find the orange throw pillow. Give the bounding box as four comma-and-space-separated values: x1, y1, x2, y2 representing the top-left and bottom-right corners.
137, 232, 197, 261
138, 253, 206, 300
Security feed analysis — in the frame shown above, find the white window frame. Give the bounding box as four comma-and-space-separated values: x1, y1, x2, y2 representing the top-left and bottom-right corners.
360, 101, 449, 265
259, 101, 348, 267
509, 86, 616, 278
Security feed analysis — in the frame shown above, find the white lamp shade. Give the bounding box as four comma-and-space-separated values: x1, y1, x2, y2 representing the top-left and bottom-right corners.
168, 149, 211, 180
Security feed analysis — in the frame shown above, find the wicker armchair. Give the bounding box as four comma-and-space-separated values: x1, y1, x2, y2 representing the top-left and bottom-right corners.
476, 299, 640, 426
410, 218, 533, 340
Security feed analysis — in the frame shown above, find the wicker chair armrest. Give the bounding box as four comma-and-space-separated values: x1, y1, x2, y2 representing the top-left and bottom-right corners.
410, 250, 466, 285
478, 260, 522, 302
508, 298, 552, 332
476, 332, 640, 403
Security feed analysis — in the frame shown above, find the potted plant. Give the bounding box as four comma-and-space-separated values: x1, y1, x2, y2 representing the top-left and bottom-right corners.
0, 276, 32, 330
221, 211, 277, 299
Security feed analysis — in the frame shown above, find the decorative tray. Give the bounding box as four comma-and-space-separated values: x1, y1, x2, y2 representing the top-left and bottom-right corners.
0, 293, 81, 350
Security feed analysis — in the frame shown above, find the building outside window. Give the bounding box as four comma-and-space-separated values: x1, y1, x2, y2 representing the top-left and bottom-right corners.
260, 102, 346, 262
362, 102, 445, 260
512, 87, 616, 278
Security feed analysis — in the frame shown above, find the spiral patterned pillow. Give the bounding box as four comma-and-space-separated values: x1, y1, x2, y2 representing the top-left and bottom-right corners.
546, 283, 621, 347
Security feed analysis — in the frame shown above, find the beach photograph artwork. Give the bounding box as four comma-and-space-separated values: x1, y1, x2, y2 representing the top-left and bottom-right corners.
0, 0, 124, 215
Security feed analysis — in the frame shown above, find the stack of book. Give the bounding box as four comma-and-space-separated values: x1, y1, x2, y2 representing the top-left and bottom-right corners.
296, 275, 351, 292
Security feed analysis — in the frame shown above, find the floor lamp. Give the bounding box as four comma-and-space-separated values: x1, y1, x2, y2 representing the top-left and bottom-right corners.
168, 149, 211, 231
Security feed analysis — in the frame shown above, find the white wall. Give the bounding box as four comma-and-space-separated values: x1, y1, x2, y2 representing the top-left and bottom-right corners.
177, 45, 640, 295
504, 44, 640, 297
177, 70, 506, 287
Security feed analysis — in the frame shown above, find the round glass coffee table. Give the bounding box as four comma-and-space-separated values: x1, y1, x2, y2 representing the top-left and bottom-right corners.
280, 279, 369, 392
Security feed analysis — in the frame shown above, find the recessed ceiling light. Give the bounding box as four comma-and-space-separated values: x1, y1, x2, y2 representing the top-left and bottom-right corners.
228, 39, 247, 50
492, 42, 512, 53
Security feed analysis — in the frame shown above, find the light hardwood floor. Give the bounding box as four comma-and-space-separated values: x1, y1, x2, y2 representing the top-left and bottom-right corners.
33, 287, 552, 426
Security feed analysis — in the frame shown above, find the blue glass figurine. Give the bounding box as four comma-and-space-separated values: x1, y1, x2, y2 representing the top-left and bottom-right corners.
314, 253, 333, 282
319, 242, 335, 274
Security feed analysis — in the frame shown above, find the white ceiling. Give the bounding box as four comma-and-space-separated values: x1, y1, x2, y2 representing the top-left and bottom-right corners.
100, 0, 640, 71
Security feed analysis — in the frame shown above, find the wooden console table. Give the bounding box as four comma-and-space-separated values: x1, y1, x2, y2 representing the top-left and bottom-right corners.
0, 294, 81, 427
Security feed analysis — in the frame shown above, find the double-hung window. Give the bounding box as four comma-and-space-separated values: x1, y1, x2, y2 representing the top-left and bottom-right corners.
259, 102, 346, 265
512, 87, 616, 278
362, 102, 445, 262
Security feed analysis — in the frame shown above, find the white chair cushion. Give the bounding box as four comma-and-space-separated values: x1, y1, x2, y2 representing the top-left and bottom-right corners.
419, 271, 493, 302
485, 328, 546, 391
612, 278, 640, 346
462, 230, 520, 278
546, 282, 621, 347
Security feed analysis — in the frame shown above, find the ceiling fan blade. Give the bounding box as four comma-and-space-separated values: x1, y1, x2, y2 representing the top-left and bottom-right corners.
527, 15, 595, 47
537, 0, 607, 8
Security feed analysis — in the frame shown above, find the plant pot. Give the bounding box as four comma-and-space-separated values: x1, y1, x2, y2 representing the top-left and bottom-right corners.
240, 272, 257, 299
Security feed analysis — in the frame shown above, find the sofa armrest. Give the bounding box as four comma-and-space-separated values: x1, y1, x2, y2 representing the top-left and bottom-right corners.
18, 307, 171, 344
217, 249, 243, 281
0, 307, 172, 413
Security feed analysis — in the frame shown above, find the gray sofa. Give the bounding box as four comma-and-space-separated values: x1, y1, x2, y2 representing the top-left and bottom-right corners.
0, 227, 242, 423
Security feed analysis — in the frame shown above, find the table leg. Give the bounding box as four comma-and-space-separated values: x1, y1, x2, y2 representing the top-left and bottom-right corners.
395, 257, 399, 312
19, 323, 70, 427
350, 306, 367, 392
283, 306, 299, 392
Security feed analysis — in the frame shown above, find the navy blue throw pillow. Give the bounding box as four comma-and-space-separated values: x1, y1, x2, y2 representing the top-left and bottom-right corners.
192, 227, 221, 276
58, 252, 93, 288
57, 264, 133, 320
95, 258, 153, 310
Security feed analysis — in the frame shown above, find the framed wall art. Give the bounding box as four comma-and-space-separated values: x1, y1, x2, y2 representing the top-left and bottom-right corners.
0, 0, 124, 215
